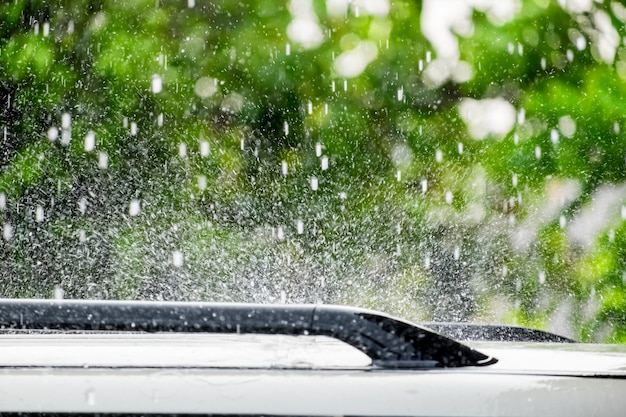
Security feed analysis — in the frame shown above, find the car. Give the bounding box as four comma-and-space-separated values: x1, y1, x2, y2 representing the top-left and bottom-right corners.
0, 298, 625, 416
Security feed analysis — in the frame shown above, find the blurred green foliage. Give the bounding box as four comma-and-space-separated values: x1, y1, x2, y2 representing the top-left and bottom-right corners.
2, 0, 626, 342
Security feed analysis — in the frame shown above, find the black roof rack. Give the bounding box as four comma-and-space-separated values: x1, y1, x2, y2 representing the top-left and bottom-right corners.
0, 299, 496, 369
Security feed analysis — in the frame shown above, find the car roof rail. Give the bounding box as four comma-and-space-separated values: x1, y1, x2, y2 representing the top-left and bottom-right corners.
423, 322, 576, 343
0, 299, 496, 369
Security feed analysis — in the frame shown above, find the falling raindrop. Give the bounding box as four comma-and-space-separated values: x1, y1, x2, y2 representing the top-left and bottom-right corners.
283, 121, 289, 136
343, 79, 348, 91
435, 149, 443, 163
540, 57, 546, 70
307, 101, 313, 114
3, 223, 13, 241
538, 271, 546, 285
281, 161, 288, 176
130, 122, 137, 136
310, 177, 318, 191
197, 175, 207, 190
277, 226, 285, 240
129, 199, 141, 217
453, 246, 460, 260
199, 141, 210, 157
457, 142, 463, 154
424, 255, 431, 269
157, 113, 164, 127
614, 122, 620, 134
62, 113, 71, 129
78, 197, 88, 214
98, 152, 108, 169
84, 131, 95, 152
512, 174, 518, 188
321, 155, 329, 170
396, 170, 401, 181
296, 220, 304, 234
286, 43, 291, 56
535, 146, 542, 159
54, 286, 65, 300
559, 215, 566, 228
397, 86, 404, 101
172, 250, 184, 267
188, 0, 195, 8
35, 206, 44, 222
179, 143, 187, 158
151, 74, 163, 94
550, 129, 559, 144
445, 191, 453, 204
421, 179, 428, 193
315, 142, 322, 157
47, 127, 59, 141
0, 193, 5, 210
621, 205, 626, 219
331, 81, 336, 92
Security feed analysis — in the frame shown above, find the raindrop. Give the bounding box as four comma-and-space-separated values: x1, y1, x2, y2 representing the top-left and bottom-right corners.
421, 179, 428, 193
559, 215, 566, 228
575, 35, 586, 51
179, 143, 187, 158
240, 137, 245, 150
502, 265, 508, 276
280, 290, 287, 303
512, 174, 518, 188
47, 127, 59, 141
445, 191, 453, 204
3, 223, 13, 241
453, 246, 460, 260
338, 192, 347, 199
78, 230, 87, 243
396, 170, 401, 181
84, 131, 96, 152
609, 229, 615, 242
424, 255, 431, 269
307, 101, 313, 115
199, 141, 210, 157
62, 113, 71, 129
123, 117, 128, 128
324, 103, 329, 114
550, 129, 559, 144
157, 113, 164, 127
507, 42, 514, 54
78, 197, 87, 214
315, 142, 322, 157
540, 57, 546, 70
130, 122, 137, 136
277, 226, 285, 240
435, 149, 443, 163
614, 122, 620, 134
397, 86, 404, 101
85, 389, 95, 406
281, 161, 288, 176
321, 155, 329, 170
197, 175, 207, 190
187, 0, 195, 7
515, 279, 522, 292
283, 121, 289, 136
538, 271, 546, 285
35, 206, 44, 222
518, 43, 523, 55
98, 152, 108, 169
296, 219, 304, 234
418, 60, 424, 71
457, 142, 463, 154
151, 74, 162, 94
172, 250, 184, 267
513, 133, 519, 145
331, 81, 336, 92
517, 108, 526, 125
535, 146, 542, 159
54, 286, 65, 300
621, 205, 626, 219
310, 177, 318, 191
0, 193, 5, 210
426, 51, 431, 63
286, 43, 291, 56
43, 22, 50, 37
343, 79, 348, 91
129, 199, 141, 217
566, 49, 573, 62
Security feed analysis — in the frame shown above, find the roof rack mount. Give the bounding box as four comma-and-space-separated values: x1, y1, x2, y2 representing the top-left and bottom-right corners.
0, 299, 497, 369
